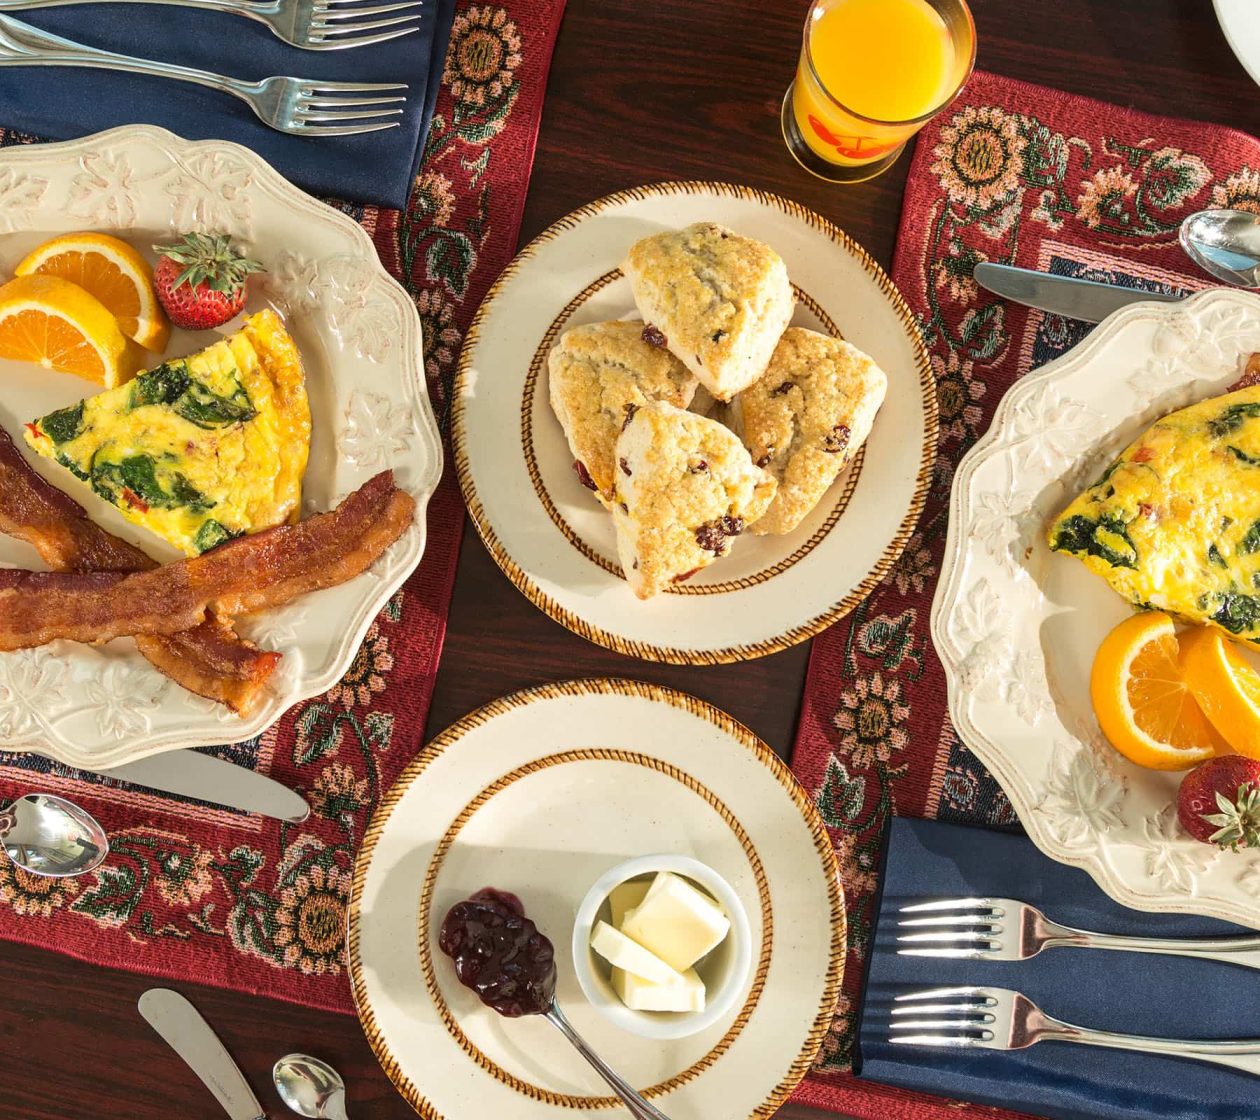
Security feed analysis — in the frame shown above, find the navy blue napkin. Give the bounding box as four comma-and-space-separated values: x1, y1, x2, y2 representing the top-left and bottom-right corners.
0, 0, 455, 208
858, 817, 1260, 1120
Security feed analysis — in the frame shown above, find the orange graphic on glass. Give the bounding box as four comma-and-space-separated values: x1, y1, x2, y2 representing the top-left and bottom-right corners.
782, 0, 976, 182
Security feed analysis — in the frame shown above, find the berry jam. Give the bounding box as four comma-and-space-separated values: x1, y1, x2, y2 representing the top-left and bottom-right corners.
438, 888, 557, 1017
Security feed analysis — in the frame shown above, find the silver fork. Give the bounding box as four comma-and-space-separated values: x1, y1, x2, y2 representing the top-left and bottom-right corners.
0, 0, 424, 50
0, 16, 406, 136
889, 986, 1260, 1076
897, 896, 1260, 970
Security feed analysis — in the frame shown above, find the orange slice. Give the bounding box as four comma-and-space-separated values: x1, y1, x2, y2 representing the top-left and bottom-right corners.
15, 231, 169, 352
1181, 626, 1260, 759
1089, 611, 1229, 770
0, 274, 145, 387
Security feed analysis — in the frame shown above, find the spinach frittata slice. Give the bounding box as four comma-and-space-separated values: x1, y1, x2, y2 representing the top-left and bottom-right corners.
24, 309, 309, 556
1048, 385, 1260, 643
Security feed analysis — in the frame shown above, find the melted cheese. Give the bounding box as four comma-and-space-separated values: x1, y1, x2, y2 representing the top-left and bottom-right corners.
25, 310, 309, 555
1048, 386, 1260, 641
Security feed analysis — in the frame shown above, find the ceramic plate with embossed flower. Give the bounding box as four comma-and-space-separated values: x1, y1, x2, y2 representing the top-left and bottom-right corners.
0, 126, 441, 769
933, 288, 1260, 924
453, 182, 937, 663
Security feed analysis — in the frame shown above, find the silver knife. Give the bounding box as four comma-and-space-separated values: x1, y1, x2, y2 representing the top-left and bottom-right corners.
973, 261, 1183, 323
139, 989, 265, 1120
57, 750, 310, 822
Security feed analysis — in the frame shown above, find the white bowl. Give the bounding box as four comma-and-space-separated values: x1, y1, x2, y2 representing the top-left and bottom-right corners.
571, 853, 753, 1040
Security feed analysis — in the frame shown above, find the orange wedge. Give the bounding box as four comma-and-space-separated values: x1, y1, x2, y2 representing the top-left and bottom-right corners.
1181, 626, 1260, 759
0, 274, 145, 387
15, 231, 169, 352
1090, 611, 1229, 770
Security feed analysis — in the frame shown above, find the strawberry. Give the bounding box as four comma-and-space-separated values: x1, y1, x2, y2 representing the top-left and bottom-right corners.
152, 232, 263, 331
1177, 755, 1260, 850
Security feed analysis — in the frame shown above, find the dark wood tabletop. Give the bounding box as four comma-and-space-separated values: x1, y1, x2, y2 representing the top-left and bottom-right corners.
4, 1, 1259, 1117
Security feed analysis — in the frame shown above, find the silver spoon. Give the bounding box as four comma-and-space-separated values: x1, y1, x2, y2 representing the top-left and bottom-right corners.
1180, 208, 1260, 287
273, 1053, 349, 1120
0, 793, 108, 877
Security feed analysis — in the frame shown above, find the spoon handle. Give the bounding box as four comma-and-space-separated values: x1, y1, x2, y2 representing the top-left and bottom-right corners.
544, 1003, 673, 1120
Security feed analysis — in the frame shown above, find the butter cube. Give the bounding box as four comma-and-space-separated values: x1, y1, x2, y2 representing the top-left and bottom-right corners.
620, 872, 729, 972
608, 879, 651, 927
590, 920, 682, 985
612, 966, 706, 1013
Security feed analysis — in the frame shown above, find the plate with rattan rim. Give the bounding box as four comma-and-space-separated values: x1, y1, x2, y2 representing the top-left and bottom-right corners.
452, 182, 936, 664
348, 678, 845, 1119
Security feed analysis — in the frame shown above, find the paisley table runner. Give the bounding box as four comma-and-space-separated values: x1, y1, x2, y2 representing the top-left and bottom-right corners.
0, 0, 566, 1014
789, 69, 1260, 1119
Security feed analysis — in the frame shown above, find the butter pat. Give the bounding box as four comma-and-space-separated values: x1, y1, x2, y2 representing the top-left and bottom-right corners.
609, 879, 651, 927
620, 872, 729, 972
612, 966, 706, 1013
590, 921, 682, 985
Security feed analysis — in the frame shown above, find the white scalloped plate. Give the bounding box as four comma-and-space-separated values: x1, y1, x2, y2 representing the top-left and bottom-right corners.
452, 182, 936, 664
0, 126, 441, 769
932, 288, 1260, 925
1215, 0, 1260, 89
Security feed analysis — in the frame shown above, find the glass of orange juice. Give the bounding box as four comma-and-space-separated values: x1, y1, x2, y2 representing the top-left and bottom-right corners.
782, 0, 976, 183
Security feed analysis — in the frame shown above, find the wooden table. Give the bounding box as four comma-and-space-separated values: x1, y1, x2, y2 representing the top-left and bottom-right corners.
5, 2, 1259, 1116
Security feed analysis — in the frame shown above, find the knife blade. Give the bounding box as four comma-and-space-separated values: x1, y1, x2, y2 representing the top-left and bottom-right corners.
97, 750, 309, 822
973, 262, 1183, 323
139, 989, 265, 1120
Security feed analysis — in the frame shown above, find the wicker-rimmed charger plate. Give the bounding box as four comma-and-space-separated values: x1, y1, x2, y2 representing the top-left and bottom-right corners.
452, 182, 936, 664
348, 678, 845, 1119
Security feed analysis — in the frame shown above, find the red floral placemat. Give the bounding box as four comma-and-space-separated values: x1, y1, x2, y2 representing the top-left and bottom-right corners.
0, 0, 566, 1014
789, 69, 1260, 1118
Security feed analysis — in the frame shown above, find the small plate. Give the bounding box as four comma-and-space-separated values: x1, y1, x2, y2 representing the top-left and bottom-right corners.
348, 678, 846, 1119
452, 182, 936, 664
0, 126, 441, 768
932, 288, 1260, 925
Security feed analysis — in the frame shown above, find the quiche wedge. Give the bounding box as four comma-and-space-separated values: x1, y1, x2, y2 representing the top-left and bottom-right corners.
1048, 385, 1260, 643
24, 309, 310, 556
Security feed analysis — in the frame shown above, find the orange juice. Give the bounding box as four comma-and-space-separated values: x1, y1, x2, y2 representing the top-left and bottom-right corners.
783, 0, 974, 181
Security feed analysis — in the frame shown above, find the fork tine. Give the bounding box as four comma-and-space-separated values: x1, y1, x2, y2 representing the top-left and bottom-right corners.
294, 121, 403, 136
301, 81, 409, 93
312, 14, 420, 33
897, 930, 999, 945
889, 1032, 989, 1047
898, 947, 996, 959
899, 897, 1000, 914
316, 1, 424, 18
299, 108, 405, 122
891, 998, 995, 1015
894, 986, 996, 1003
318, 0, 422, 8
304, 26, 420, 49
898, 913, 1000, 928
889, 1017, 993, 1031
303, 95, 408, 108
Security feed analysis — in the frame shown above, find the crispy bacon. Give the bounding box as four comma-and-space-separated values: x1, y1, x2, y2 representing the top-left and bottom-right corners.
0, 471, 414, 652
0, 428, 280, 712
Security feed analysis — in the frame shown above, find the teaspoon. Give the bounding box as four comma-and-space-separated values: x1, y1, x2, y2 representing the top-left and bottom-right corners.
1180, 208, 1260, 288
0, 793, 108, 877
273, 1053, 349, 1120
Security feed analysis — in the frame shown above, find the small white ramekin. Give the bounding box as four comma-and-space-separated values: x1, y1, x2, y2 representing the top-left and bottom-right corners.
571, 853, 752, 1040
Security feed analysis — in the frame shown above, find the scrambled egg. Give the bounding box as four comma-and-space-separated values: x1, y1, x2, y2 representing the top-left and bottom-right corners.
25, 309, 310, 555
1048, 385, 1260, 643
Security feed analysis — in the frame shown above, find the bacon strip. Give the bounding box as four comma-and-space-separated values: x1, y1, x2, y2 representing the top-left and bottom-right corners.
0, 429, 281, 712
0, 471, 415, 652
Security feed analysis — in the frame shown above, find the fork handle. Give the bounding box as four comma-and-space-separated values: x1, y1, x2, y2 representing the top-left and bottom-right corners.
1047, 925, 1260, 971
0, 14, 258, 100
1044, 1018, 1260, 1077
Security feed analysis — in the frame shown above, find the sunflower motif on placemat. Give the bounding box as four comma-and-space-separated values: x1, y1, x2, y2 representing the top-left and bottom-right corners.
832, 673, 911, 771
310, 763, 370, 821
444, 5, 523, 109
931, 349, 987, 444
931, 104, 1027, 212
275, 863, 351, 976
0, 860, 78, 917
1212, 166, 1260, 214
326, 621, 394, 711
413, 169, 457, 227
1075, 165, 1138, 229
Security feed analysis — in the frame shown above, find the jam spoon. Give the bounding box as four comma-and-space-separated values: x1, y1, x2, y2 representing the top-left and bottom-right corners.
0, 792, 108, 877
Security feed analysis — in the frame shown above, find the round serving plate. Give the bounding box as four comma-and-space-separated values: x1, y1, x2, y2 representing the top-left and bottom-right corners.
348, 678, 845, 1119
0, 125, 441, 769
932, 288, 1260, 925
452, 181, 936, 664
1215, 0, 1260, 88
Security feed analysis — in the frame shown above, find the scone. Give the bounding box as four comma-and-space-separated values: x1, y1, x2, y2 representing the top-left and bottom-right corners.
730, 328, 887, 536
622, 222, 794, 402
548, 320, 698, 505
611, 401, 777, 599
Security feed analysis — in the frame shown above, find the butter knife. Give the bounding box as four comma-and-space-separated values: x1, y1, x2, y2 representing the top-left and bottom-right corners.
139, 989, 265, 1120
973, 262, 1183, 323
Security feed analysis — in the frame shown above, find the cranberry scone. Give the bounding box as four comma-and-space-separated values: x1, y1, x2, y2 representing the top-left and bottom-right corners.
622, 222, 794, 402
612, 401, 777, 599
729, 328, 887, 536
549, 320, 698, 506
